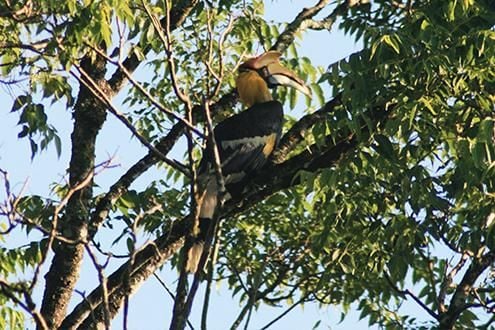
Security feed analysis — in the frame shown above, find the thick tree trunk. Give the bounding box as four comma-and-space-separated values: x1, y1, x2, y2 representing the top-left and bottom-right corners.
38, 2, 200, 327
39, 56, 108, 329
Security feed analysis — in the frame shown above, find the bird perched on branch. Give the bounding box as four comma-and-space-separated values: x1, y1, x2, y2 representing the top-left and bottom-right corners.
186, 51, 311, 273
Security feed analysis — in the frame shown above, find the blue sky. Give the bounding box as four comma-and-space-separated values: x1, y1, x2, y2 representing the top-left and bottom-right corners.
0, 1, 434, 329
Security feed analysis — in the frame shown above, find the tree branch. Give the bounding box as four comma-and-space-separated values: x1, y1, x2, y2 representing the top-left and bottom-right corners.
384, 272, 439, 320
271, 93, 342, 163
270, 0, 346, 52
107, 0, 200, 93
64, 94, 392, 329
61, 1, 360, 326
439, 250, 495, 329
39, 54, 109, 329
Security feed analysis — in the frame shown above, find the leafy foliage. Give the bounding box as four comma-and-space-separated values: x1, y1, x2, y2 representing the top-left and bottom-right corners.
0, 0, 494, 329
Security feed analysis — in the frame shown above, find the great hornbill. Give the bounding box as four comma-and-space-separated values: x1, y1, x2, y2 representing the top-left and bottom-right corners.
186, 51, 311, 273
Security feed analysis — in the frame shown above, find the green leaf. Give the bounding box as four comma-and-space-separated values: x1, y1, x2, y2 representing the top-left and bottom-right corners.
381, 34, 400, 54
126, 238, 135, 252
477, 118, 494, 143
374, 134, 395, 160
312, 320, 321, 329
312, 83, 325, 107
420, 97, 437, 115
447, 0, 457, 21
10, 95, 31, 112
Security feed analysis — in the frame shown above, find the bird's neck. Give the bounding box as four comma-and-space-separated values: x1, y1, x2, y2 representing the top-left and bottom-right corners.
236, 71, 273, 108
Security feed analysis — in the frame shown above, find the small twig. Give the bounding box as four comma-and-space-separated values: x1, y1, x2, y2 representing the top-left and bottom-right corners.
86, 245, 111, 330
0, 279, 49, 330
204, 11, 235, 100
70, 66, 190, 177
92, 241, 130, 259
154, 272, 177, 300
153, 273, 195, 330
384, 272, 439, 320
260, 296, 308, 330
142, 0, 192, 107
30, 170, 94, 292
200, 225, 222, 330
243, 259, 269, 330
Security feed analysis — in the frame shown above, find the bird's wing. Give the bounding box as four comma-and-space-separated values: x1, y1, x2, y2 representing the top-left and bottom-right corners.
200, 101, 284, 184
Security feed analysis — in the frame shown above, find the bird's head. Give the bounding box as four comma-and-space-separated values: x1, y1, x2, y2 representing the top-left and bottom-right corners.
236, 51, 311, 107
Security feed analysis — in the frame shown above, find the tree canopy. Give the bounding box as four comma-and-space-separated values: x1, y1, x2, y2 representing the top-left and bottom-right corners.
1, 0, 495, 329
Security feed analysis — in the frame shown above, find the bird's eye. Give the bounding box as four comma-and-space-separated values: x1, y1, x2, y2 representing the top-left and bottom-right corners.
238, 65, 251, 73
257, 66, 270, 79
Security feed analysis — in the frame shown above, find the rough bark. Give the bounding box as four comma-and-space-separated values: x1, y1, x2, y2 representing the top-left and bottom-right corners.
61, 95, 388, 329
40, 55, 109, 329
61, 216, 189, 329
439, 251, 495, 329
54, 2, 352, 328
39, 1, 200, 328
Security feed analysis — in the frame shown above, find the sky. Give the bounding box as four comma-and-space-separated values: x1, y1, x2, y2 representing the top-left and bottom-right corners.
0, 1, 431, 329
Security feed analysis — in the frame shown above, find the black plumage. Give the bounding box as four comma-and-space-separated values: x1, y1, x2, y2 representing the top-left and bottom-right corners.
200, 100, 284, 184
184, 50, 309, 273
185, 101, 283, 273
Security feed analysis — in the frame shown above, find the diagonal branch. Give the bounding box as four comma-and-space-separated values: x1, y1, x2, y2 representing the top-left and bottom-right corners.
384, 272, 439, 320
107, 0, 200, 93
89, 121, 186, 234
271, 93, 342, 163
63, 94, 392, 329
39, 2, 200, 327
61, 2, 359, 327
71, 64, 189, 176
270, 0, 339, 52
439, 250, 495, 329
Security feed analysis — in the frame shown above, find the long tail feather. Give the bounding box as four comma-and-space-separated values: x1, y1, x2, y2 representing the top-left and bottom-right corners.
185, 217, 211, 273
185, 241, 204, 273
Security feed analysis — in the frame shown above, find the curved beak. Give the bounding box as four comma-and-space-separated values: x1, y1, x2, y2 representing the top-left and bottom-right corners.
264, 62, 312, 97
242, 51, 312, 98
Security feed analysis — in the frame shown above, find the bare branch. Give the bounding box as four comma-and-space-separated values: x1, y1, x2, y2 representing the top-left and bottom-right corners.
384, 272, 439, 320
440, 250, 495, 329
0, 279, 49, 330
70, 65, 190, 177
270, 0, 332, 52
260, 296, 308, 330
305, 2, 351, 31
153, 273, 195, 330
107, 0, 200, 92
